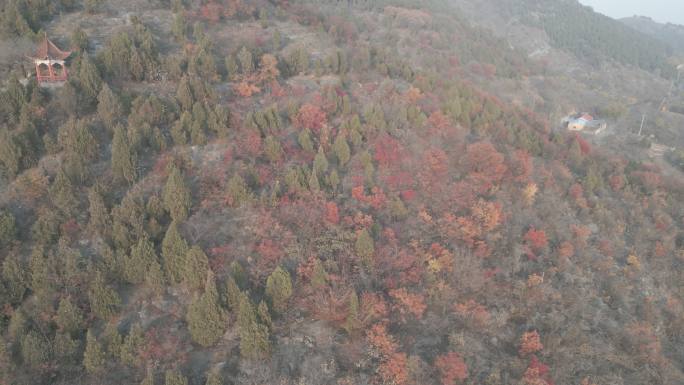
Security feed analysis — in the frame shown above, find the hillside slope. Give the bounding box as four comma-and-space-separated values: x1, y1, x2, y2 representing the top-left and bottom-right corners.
0, 1, 683, 385
621, 16, 684, 55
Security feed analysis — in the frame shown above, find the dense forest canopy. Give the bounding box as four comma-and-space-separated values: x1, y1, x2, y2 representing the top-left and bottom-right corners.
490, 0, 676, 75
621, 15, 684, 56
0, 1, 683, 385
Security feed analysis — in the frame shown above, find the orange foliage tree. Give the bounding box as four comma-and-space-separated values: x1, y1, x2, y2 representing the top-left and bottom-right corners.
232, 54, 279, 98
464, 141, 507, 194
325, 201, 340, 224
434, 352, 468, 384
234, 81, 261, 98
524, 228, 548, 253
389, 288, 426, 320
453, 300, 489, 327
523, 356, 553, 385
378, 352, 409, 385
294, 104, 327, 133
366, 323, 409, 385
519, 330, 543, 356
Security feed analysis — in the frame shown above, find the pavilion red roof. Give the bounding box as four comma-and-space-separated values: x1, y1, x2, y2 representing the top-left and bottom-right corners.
30, 34, 72, 61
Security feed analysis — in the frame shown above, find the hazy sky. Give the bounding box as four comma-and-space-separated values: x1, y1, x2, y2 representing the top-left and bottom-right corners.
579, 0, 684, 25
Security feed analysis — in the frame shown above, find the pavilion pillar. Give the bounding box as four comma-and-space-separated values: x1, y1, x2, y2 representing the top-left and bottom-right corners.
47, 59, 55, 81
34, 62, 41, 83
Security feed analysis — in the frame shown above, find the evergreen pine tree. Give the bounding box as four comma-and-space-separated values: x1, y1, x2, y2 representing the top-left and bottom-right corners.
1, 74, 26, 124
265, 266, 292, 314
328, 169, 340, 192
257, 300, 272, 329
124, 235, 159, 284
226, 174, 251, 207
237, 46, 254, 75
205, 370, 222, 385
88, 185, 110, 237
83, 330, 106, 374
120, 323, 144, 366
112, 124, 137, 184
297, 128, 314, 153
146, 259, 166, 295
2, 252, 27, 303
88, 273, 121, 320
163, 166, 191, 222
53, 331, 80, 364
313, 146, 329, 176
186, 272, 226, 347
0, 129, 22, 179
102, 323, 122, 359
56, 297, 85, 336
184, 245, 209, 290
140, 370, 155, 385
50, 169, 79, 216
165, 369, 188, 385
225, 55, 239, 81
309, 168, 321, 191
176, 76, 194, 111
20, 331, 50, 369
237, 293, 270, 359
190, 119, 207, 145
161, 221, 189, 284
7, 308, 27, 342
222, 276, 240, 311
83, 0, 103, 15
71, 26, 89, 50
171, 111, 191, 146
263, 135, 283, 163
333, 134, 351, 166
172, 12, 187, 42
29, 247, 56, 299
97, 83, 122, 129
230, 261, 247, 288
79, 55, 103, 103
355, 229, 374, 266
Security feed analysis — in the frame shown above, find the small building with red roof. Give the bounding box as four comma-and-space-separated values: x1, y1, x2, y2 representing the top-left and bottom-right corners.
29, 33, 72, 84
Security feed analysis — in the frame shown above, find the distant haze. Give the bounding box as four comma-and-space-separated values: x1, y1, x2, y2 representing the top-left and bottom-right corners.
579, 0, 684, 26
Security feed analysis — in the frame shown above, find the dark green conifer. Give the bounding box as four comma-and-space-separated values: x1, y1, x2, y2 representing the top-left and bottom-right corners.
355, 229, 374, 266
83, 330, 106, 374
111, 124, 137, 184
165, 369, 188, 385
124, 235, 159, 284
265, 266, 292, 314
161, 221, 189, 284
88, 273, 121, 320
56, 297, 85, 335
184, 246, 209, 290
120, 323, 144, 366
333, 134, 351, 166
50, 169, 79, 216
163, 166, 191, 222
2, 252, 27, 302
186, 272, 226, 347
78, 54, 103, 103
237, 293, 270, 359
0, 209, 16, 248
97, 83, 122, 129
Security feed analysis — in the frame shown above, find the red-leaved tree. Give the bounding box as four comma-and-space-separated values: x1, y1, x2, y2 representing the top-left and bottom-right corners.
294, 104, 327, 133
434, 352, 468, 384
524, 229, 548, 253
519, 330, 543, 356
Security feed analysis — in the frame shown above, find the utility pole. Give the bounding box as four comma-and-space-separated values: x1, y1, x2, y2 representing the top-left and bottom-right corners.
638, 114, 646, 137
